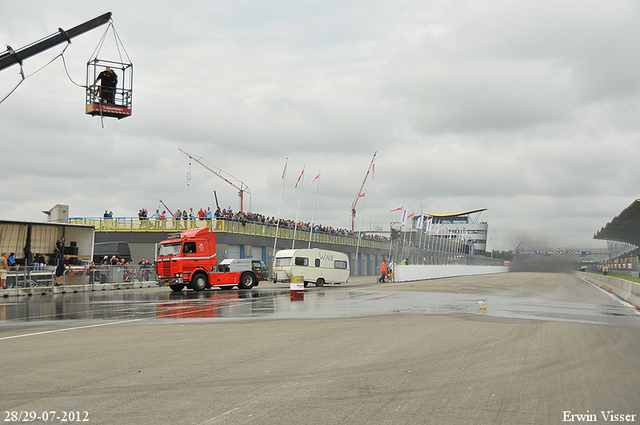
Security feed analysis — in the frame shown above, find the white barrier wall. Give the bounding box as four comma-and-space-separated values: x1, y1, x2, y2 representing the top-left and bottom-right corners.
576, 272, 640, 308
393, 265, 510, 282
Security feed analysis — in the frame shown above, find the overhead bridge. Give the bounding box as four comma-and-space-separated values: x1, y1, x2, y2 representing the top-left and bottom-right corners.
67, 217, 505, 277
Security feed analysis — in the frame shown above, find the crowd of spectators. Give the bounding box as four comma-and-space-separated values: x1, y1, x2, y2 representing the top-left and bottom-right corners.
112, 206, 394, 243
213, 207, 392, 243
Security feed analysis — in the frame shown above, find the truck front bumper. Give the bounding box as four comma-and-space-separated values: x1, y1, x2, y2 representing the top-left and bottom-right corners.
158, 277, 185, 286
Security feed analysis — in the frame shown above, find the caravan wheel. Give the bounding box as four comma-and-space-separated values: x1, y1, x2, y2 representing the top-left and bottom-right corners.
315, 278, 325, 287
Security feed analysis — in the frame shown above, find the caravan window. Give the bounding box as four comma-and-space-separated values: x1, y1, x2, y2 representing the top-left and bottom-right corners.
294, 257, 309, 266
275, 257, 291, 267
315, 258, 320, 267
334, 260, 348, 269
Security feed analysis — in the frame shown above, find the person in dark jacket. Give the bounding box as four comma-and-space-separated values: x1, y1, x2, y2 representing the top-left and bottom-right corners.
94, 67, 117, 104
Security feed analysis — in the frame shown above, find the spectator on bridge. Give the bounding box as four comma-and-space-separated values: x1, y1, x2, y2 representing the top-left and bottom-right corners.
151, 209, 160, 229
182, 209, 189, 228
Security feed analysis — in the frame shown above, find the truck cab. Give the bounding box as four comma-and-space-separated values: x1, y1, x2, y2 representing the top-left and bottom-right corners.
156, 227, 257, 292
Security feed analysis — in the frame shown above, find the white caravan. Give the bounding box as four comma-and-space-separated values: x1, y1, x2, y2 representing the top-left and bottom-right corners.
273, 249, 350, 287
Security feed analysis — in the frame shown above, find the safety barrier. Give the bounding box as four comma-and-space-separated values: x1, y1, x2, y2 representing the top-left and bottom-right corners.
576, 271, 640, 309
393, 264, 510, 282
1, 264, 156, 298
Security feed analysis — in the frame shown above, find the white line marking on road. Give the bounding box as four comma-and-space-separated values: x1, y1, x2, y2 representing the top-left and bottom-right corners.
0, 319, 145, 341
197, 407, 239, 424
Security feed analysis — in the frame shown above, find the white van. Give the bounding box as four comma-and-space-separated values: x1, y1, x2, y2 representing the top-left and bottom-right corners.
273, 249, 350, 287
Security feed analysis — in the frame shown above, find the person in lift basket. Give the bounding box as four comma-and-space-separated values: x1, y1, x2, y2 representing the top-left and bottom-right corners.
94, 67, 118, 104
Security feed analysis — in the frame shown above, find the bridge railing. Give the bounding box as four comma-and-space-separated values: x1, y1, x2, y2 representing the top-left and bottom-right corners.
68, 217, 391, 250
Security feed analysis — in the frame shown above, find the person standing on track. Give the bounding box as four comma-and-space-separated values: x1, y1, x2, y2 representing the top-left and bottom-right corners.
379, 260, 387, 283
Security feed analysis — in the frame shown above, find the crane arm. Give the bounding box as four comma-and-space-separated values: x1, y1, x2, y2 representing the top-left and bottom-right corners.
178, 149, 249, 193
159, 200, 173, 217
0, 12, 112, 71
178, 148, 251, 212
351, 151, 376, 211
350, 151, 376, 231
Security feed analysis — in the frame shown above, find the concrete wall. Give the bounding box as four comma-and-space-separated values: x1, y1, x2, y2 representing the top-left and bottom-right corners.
394, 264, 510, 282
577, 271, 640, 309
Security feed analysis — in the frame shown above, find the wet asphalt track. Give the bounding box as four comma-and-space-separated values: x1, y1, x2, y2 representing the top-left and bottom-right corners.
0, 272, 638, 424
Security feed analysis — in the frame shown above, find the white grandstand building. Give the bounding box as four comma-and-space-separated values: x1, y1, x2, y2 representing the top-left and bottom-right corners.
408, 209, 489, 255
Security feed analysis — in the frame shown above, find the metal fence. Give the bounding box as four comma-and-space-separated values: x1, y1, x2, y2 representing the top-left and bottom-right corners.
2, 264, 156, 289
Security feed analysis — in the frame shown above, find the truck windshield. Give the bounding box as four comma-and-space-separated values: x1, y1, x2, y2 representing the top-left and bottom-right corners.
275, 257, 291, 267
158, 242, 182, 257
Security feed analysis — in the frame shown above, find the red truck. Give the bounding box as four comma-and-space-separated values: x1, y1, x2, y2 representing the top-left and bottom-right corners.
156, 227, 258, 292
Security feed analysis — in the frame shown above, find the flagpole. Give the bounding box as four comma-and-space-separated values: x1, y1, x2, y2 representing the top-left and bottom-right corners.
308, 172, 320, 249
417, 214, 424, 264
272, 158, 287, 275
355, 190, 366, 266
400, 209, 408, 261
292, 167, 304, 249
388, 207, 401, 263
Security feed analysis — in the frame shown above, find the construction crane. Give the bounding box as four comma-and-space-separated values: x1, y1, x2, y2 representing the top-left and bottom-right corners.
178, 149, 251, 213
0, 13, 112, 71
350, 151, 376, 232
159, 200, 173, 217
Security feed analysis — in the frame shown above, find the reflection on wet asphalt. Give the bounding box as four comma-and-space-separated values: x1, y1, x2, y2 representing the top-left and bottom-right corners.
1, 283, 638, 328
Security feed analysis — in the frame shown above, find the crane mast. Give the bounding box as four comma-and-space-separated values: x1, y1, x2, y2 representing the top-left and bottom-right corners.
178, 149, 251, 213
351, 151, 376, 232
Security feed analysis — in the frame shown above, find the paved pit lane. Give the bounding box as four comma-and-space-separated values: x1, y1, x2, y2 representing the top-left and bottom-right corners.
1, 272, 639, 425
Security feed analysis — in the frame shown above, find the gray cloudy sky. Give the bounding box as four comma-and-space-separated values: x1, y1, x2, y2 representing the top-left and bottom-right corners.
1, 0, 639, 251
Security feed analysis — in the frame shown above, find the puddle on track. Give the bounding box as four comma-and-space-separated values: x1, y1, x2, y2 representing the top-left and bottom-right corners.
1, 285, 638, 329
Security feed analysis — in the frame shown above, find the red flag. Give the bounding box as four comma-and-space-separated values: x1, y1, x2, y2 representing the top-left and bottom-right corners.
390, 206, 402, 212
309, 173, 320, 185
281, 158, 288, 179
295, 167, 305, 188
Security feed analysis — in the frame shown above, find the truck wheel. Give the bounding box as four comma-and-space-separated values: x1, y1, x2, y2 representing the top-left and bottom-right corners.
315, 278, 325, 287
169, 284, 185, 292
238, 272, 255, 289
191, 273, 207, 291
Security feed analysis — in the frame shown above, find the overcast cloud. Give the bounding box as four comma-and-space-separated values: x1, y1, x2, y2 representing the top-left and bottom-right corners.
1, 0, 639, 251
